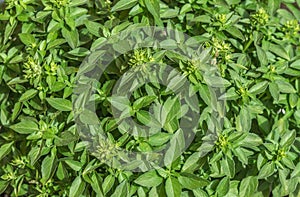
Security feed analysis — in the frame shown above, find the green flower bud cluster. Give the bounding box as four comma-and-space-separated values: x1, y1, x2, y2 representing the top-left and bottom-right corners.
216, 13, 227, 24
23, 57, 42, 80
282, 20, 300, 38
276, 148, 286, 161
251, 8, 269, 26
216, 134, 228, 148
49, 0, 69, 8
45, 62, 58, 76
128, 49, 155, 68
1, 165, 16, 181
124, 49, 156, 74
211, 37, 232, 61
11, 156, 28, 169
93, 139, 120, 164
6, 0, 23, 9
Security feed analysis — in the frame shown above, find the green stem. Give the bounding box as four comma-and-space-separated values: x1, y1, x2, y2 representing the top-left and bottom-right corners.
243, 35, 254, 53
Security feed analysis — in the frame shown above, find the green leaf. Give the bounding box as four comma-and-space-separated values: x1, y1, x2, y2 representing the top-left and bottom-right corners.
111, 181, 128, 197
269, 82, 279, 102
62, 27, 79, 49
102, 174, 115, 194
133, 95, 156, 110
164, 130, 184, 166
160, 39, 178, 50
144, 0, 163, 26
165, 177, 181, 197
280, 130, 296, 148
138, 141, 152, 152
161, 97, 181, 126
0, 142, 14, 160
222, 156, 235, 178
111, 0, 138, 12
46, 98, 72, 111
219, 87, 239, 100
65, 160, 83, 171
19, 33, 35, 46
0, 180, 9, 194
274, 80, 296, 93
0, 66, 5, 84
256, 45, 268, 66
19, 89, 38, 102
239, 176, 258, 197
197, 83, 213, 107
236, 106, 251, 132
179, 4, 192, 15
269, 43, 290, 60
225, 26, 245, 41
281, 157, 295, 169
290, 59, 300, 70
186, 36, 210, 48
136, 110, 152, 125
240, 133, 263, 150
134, 170, 163, 187
182, 152, 202, 173
291, 162, 300, 178
192, 15, 211, 23
69, 0, 88, 7
286, 3, 300, 20
56, 162, 67, 180
68, 47, 90, 57
248, 81, 268, 95
4, 20, 17, 44
41, 148, 56, 184
204, 75, 231, 88
108, 96, 131, 112
11, 102, 22, 122
216, 176, 230, 196
289, 93, 298, 108
193, 188, 209, 197
90, 173, 104, 196
178, 173, 209, 189
258, 162, 275, 179
10, 119, 39, 134
233, 147, 251, 164
85, 21, 103, 37
69, 176, 86, 197
47, 39, 67, 50
79, 109, 99, 125
267, 0, 280, 15
161, 9, 179, 18
148, 132, 171, 146
51, 82, 66, 92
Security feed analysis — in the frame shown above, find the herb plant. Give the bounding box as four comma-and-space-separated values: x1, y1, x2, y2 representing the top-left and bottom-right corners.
0, 0, 300, 196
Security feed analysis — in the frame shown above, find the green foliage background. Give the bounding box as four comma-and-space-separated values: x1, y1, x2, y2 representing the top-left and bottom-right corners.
0, 0, 300, 196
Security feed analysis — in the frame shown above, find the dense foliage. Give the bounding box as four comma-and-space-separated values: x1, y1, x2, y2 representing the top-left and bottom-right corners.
0, 0, 300, 196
